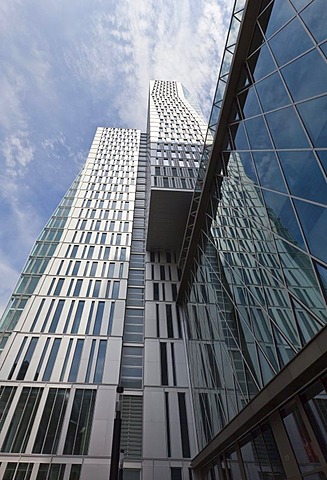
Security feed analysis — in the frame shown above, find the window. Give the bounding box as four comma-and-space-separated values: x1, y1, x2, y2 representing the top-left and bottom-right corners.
68, 340, 84, 382
42, 339, 61, 381
16, 337, 38, 380
36, 464, 65, 480
3, 463, 33, 480
33, 388, 69, 454
93, 302, 104, 335
72, 279, 82, 296
0, 386, 17, 434
2, 387, 42, 452
71, 301, 85, 333
8, 337, 27, 379
171, 468, 182, 480
93, 340, 107, 383
49, 300, 65, 333
121, 347, 143, 389
63, 389, 96, 455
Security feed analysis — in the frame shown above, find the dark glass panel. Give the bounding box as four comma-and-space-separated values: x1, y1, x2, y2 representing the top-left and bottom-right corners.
244, 116, 272, 149
259, 0, 295, 39
69, 465, 81, 480
224, 449, 242, 479
16, 337, 38, 380
247, 44, 276, 82
269, 17, 313, 66
297, 95, 327, 148
265, 106, 309, 148
68, 339, 84, 382
255, 71, 291, 111
252, 151, 287, 192
0, 387, 17, 433
301, 0, 327, 43
294, 199, 327, 263
171, 468, 182, 480
42, 338, 61, 381
3, 387, 42, 453
315, 261, 327, 298
49, 300, 64, 333
282, 402, 321, 473
262, 190, 305, 248
279, 150, 327, 204
71, 300, 85, 333
93, 301, 104, 335
281, 49, 327, 102
237, 87, 261, 118
240, 432, 262, 480
178, 392, 191, 458
93, 340, 106, 383
85, 339, 96, 382
9, 337, 27, 379
302, 379, 327, 460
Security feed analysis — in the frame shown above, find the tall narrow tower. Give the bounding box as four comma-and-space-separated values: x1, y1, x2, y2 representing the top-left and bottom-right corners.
0, 81, 206, 480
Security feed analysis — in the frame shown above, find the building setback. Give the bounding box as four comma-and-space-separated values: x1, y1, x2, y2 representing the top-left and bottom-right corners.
0, 0, 327, 479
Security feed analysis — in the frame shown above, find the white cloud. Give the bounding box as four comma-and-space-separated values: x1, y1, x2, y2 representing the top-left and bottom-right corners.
1, 132, 35, 177
64, 0, 234, 127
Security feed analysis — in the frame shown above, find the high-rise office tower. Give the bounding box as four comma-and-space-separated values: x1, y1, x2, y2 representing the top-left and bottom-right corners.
0, 80, 208, 480
1, 0, 327, 479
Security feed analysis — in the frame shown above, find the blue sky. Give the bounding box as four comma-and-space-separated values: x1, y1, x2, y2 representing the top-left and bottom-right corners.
0, 0, 233, 315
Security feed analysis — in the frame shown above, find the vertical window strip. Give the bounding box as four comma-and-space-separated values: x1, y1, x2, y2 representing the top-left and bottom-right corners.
63, 301, 75, 333
60, 339, 73, 381
16, 337, 38, 380
0, 386, 17, 433
63, 389, 96, 455
178, 392, 191, 458
160, 342, 168, 386
176, 307, 183, 339
41, 300, 55, 331
42, 339, 61, 381
30, 299, 45, 331
93, 302, 104, 335
166, 304, 174, 338
165, 392, 171, 457
36, 464, 66, 480
69, 465, 81, 480
4, 463, 33, 480
156, 303, 160, 337
49, 300, 65, 332
2, 387, 42, 453
107, 303, 115, 335
33, 388, 69, 454
34, 338, 50, 380
73, 279, 83, 296
171, 343, 177, 386
85, 340, 96, 382
8, 337, 27, 380
68, 340, 84, 382
93, 340, 107, 383
71, 301, 85, 334
53, 278, 64, 296
85, 302, 95, 334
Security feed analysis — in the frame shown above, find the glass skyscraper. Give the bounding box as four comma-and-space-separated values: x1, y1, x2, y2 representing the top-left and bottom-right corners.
0, 1, 327, 479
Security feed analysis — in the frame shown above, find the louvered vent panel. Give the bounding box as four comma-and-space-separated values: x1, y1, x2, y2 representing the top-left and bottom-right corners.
121, 395, 143, 460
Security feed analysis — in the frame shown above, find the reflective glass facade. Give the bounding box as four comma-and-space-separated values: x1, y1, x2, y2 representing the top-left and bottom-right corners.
180, 0, 327, 478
